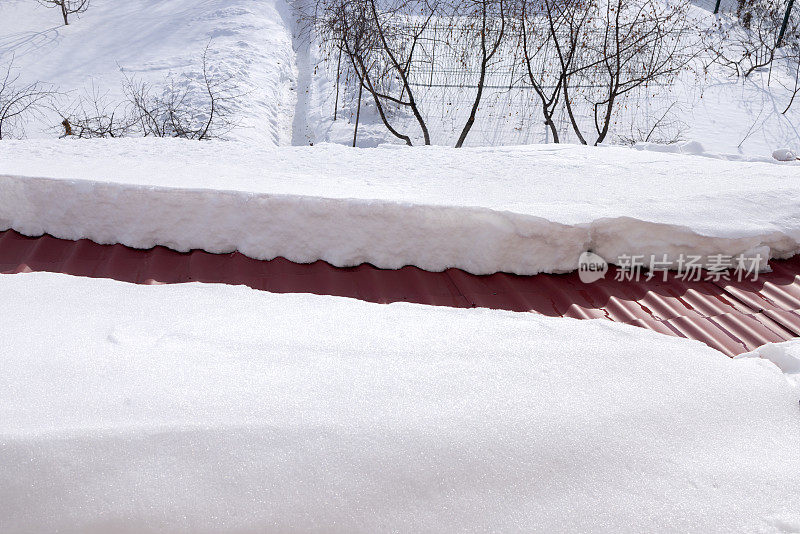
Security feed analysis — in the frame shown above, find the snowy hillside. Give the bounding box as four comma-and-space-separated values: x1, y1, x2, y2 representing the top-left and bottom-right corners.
0, 0, 297, 145
1, 272, 799, 533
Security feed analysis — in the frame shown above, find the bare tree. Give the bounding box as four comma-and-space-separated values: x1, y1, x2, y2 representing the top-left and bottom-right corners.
454, 0, 507, 148
35, 0, 90, 25
309, 0, 436, 145
565, 0, 696, 145
0, 57, 56, 139
515, 0, 593, 143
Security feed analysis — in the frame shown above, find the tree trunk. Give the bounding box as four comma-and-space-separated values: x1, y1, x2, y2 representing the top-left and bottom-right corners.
367, 0, 430, 145
455, 73, 483, 148
562, 79, 587, 144
351, 52, 413, 145
544, 106, 560, 143
61, 2, 69, 25
333, 47, 342, 121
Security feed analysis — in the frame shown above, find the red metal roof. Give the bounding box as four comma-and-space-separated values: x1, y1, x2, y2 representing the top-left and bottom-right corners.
2, 229, 799, 356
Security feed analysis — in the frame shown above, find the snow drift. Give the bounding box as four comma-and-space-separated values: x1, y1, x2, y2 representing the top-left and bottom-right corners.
1, 139, 799, 275
738, 339, 800, 396
0, 272, 799, 533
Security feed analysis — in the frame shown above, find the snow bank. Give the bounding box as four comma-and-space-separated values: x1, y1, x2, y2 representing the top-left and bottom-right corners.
738, 340, 800, 397
635, 139, 800, 165
0, 272, 799, 533
0, 0, 297, 145
2, 139, 799, 275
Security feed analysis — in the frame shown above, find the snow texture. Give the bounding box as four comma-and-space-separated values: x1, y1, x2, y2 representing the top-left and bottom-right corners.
0, 272, 799, 533
773, 148, 800, 162
0, 0, 297, 145
738, 339, 800, 397
1, 138, 799, 275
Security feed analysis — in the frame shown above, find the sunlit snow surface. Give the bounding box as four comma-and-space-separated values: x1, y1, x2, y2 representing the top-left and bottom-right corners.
0, 272, 799, 533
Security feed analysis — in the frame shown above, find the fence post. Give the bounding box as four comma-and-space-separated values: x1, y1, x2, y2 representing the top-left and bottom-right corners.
777, 0, 796, 48
334, 46, 342, 121
713, 0, 721, 14
352, 83, 363, 147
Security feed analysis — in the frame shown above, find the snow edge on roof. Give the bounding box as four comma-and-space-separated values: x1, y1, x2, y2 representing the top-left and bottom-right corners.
2, 171, 799, 276
0, 175, 800, 275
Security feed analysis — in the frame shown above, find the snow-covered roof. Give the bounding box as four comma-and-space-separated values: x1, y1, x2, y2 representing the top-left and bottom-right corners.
3, 228, 798, 356
2, 139, 799, 276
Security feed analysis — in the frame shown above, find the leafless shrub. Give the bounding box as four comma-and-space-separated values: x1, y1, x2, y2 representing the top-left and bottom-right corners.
707, 0, 799, 78
124, 45, 244, 140
569, 0, 697, 145
0, 57, 57, 140
58, 82, 136, 138
615, 102, 688, 145
35, 0, 90, 26
56, 44, 243, 140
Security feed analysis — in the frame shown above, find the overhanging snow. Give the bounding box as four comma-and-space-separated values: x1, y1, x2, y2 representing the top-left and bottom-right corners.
1, 139, 799, 275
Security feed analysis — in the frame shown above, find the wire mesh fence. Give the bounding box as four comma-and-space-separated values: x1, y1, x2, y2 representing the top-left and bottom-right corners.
321, 13, 696, 146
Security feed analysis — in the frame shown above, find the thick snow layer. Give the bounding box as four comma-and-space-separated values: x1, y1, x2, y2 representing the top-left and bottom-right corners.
1, 272, 799, 533
1, 139, 799, 275
0, 0, 297, 145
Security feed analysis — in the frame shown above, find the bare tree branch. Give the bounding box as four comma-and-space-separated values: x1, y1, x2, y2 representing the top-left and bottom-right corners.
35, 0, 90, 25
0, 56, 58, 140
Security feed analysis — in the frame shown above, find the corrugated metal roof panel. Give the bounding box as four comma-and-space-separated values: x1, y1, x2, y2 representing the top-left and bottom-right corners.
2, 229, 798, 356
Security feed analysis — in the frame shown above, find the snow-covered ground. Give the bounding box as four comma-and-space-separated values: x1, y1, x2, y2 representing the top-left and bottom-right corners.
2, 0, 799, 156
0, 272, 798, 533
1, 139, 798, 275
0, 0, 297, 145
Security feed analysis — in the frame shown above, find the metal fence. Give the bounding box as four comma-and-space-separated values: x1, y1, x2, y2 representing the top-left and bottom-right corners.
323, 14, 692, 146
